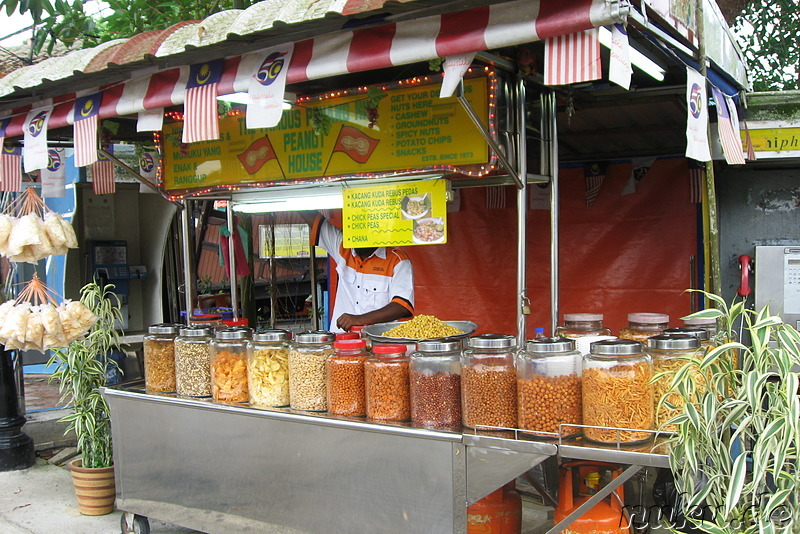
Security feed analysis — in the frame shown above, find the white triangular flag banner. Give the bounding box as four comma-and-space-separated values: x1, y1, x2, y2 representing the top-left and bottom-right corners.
247, 44, 294, 129
440, 53, 476, 98
685, 67, 711, 162
609, 24, 632, 90
23, 105, 53, 172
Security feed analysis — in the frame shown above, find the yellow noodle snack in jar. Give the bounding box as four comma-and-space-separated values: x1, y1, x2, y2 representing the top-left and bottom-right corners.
381, 315, 464, 339
247, 330, 292, 407
582, 339, 654, 444
647, 334, 703, 432
618, 313, 669, 343
210, 328, 250, 403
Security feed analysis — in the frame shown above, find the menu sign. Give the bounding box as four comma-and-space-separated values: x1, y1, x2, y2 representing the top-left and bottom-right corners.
342, 180, 447, 247
162, 76, 490, 191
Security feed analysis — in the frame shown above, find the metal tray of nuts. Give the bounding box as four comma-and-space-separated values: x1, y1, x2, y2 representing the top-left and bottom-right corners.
363, 320, 478, 344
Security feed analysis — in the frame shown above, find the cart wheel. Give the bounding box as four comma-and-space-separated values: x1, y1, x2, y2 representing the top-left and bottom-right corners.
121, 512, 150, 534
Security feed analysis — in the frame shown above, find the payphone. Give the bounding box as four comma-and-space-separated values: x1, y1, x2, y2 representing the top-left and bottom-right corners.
88, 240, 147, 330
754, 246, 800, 329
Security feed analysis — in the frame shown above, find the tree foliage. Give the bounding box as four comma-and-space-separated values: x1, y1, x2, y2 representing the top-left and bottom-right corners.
2, 0, 254, 55
733, 0, 799, 91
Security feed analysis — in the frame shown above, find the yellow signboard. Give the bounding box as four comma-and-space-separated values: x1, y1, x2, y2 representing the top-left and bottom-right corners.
163, 76, 490, 191
342, 180, 447, 248
743, 127, 800, 153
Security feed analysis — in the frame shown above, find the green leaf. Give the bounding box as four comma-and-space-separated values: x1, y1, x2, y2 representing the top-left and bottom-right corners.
725, 453, 748, 517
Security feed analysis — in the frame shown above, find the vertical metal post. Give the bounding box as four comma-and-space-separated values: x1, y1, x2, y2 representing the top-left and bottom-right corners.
547, 92, 560, 335
310, 243, 320, 331
181, 199, 195, 324
226, 202, 239, 320
516, 77, 528, 348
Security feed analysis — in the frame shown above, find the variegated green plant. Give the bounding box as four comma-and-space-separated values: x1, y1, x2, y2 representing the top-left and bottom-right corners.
664, 291, 800, 534
48, 280, 123, 468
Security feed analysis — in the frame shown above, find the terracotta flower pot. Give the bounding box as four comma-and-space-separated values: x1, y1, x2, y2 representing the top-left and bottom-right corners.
67, 458, 116, 516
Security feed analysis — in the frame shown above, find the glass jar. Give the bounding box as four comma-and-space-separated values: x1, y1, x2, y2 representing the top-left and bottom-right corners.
461, 334, 517, 430
189, 314, 223, 330
618, 313, 670, 343
143, 323, 179, 392
326, 340, 368, 416
247, 329, 291, 407
210, 328, 249, 403
289, 331, 335, 411
682, 316, 718, 337
349, 325, 372, 348
647, 334, 701, 432
555, 313, 612, 339
582, 339, 654, 444
174, 326, 213, 397
663, 327, 711, 347
517, 337, 582, 438
366, 344, 410, 421
410, 338, 462, 428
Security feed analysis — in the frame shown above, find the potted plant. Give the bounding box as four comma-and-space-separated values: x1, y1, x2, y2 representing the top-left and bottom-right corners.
664, 291, 800, 533
48, 280, 123, 516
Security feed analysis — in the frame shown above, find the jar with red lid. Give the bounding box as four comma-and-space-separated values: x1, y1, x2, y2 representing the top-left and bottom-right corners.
326, 339, 368, 416
366, 344, 410, 421
222, 318, 249, 329
618, 313, 669, 343
335, 332, 361, 341
189, 314, 223, 331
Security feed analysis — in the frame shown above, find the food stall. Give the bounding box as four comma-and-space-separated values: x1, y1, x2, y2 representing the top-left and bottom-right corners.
0, 0, 750, 532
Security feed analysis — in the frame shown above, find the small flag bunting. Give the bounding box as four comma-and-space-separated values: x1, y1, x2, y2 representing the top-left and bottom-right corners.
1, 144, 22, 192
711, 86, 745, 165
544, 29, 601, 86
74, 92, 102, 167
688, 159, 704, 204
584, 162, 607, 207
183, 60, 223, 143
92, 146, 115, 195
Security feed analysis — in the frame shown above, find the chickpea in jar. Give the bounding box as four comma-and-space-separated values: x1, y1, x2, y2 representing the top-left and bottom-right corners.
327, 340, 368, 416
366, 344, 410, 421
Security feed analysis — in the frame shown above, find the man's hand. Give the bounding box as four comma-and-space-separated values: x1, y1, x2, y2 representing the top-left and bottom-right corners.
336, 313, 361, 332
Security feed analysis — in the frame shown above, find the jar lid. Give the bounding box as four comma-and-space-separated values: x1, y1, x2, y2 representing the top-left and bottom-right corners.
350, 325, 365, 332
252, 329, 291, 342
190, 314, 222, 322
627, 312, 669, 324
222, 318, 249, 328
335, 332, 361, 341
590, 339, 643, 355
148, 323, 179, 335
372, 343, 407, 354
295, 331, 335, 344
563, 313, 603, 322
334, 339, 367, 349
416, 338, 462, 353
215, 328, 249, 340
663, 327, 710, 341
467, 333, 516, 350
178, 326, 212, 337
526, 337, 577, 353
683, 316, 717, 327
647, 334, 700, 350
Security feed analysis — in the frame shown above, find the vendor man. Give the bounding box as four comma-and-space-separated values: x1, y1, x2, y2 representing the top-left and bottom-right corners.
308, 213, 414, 332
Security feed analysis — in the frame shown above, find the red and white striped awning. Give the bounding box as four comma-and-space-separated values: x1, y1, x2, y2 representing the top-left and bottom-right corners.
0, 0, 627, 138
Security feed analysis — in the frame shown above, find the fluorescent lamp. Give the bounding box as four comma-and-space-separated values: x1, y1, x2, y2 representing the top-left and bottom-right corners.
233, 191, 344, 213
217, 92, 295, 110
598, 26, 666, 82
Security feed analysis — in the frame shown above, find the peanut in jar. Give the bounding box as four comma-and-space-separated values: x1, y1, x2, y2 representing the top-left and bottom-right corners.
366, 344, 410, 421
327, 340, 368, 416
461, 334, 517, 430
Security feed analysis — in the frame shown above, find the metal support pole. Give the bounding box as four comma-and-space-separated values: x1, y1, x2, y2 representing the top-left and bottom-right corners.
455, 82, 523, 189
544, 464, 642, 534
226, 202, 239, 320
310, 243, 320, 331
0, 347, 35, 471
547, 92, 560, 335
516, 77, 528, 347
180, 199, 195, 324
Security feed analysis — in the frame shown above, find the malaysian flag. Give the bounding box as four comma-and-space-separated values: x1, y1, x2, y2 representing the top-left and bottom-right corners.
1, 144, 22, 192
92, 146, 115, 195
183, 60, 223, 143
711, 86, 745, 165
584, 162, 607, 207
544, 29, 601, 86
73, 92, 102, 167
744, 120, 757, 161
688, 159, 704, 204
485, 186, 507, 210
0, 116, 7, 185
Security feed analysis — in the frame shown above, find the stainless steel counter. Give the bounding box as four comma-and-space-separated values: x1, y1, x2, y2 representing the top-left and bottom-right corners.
103, 384, 561, 534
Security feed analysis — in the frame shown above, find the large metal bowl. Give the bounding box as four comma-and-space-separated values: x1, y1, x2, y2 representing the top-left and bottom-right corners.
363, 320, 478, 344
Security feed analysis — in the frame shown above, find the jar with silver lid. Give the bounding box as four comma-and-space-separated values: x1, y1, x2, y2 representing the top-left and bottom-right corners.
583, 339, 654, 444
555, 313, 612, 339
143, 323, 179, 392
663, 326, 711, 346
247, 330, 291, 407
289, 331, 335, 411
175, 326, 213, 397
210, 328, 250, 403
517, 337, 582, 438
618, 313, 670, 343
647, 334, 701, 431
461, 334, 517, 430
410, 338, 462, 428
682, 315, 718, 337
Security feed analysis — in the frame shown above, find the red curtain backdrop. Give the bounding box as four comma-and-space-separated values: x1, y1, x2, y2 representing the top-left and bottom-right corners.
406, 157, 697, 336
